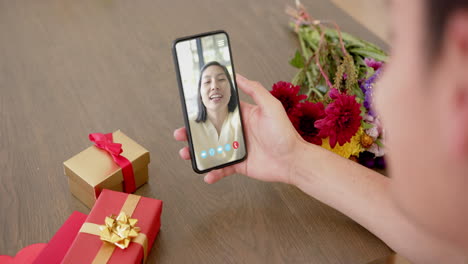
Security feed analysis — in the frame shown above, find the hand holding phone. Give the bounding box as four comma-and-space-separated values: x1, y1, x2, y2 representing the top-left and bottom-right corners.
173, 73, 300, 184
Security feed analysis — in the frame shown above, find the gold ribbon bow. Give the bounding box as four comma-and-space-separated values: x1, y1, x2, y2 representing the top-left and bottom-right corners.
79, 194, 149, 264
99, 212, 141, 249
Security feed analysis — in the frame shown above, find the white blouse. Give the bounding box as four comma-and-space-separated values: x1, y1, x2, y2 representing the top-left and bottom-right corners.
189, 108, 246, 171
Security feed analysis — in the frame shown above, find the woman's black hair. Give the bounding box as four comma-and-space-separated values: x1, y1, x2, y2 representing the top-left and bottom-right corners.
195, 61, 238, 123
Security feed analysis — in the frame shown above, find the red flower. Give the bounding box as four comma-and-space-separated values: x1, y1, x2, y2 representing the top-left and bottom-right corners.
290, 102, 326, 145
315, 89, 362, 148
271, 81, 307, 113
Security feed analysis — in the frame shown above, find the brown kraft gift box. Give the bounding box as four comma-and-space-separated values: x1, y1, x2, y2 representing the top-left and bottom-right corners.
63, 130, 150, 207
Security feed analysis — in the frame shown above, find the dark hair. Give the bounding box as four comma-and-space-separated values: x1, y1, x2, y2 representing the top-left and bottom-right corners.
195, 61, 238, 123
427, 0, 468, 55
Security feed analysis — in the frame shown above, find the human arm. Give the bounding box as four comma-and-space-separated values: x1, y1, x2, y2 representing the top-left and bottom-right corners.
174, 74, 464, 263
292, 140, 463, 263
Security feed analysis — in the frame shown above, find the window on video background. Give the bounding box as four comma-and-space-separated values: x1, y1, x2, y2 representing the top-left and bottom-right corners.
176, 33, 246, 171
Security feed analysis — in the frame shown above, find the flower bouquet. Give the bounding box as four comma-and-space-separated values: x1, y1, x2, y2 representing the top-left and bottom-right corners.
272, 1, 388, 169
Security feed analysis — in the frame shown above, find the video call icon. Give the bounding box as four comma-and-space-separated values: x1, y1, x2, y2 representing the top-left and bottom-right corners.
209, 148, 216, 156
217, 146, 223, 154
201, 150, 207, 159
224, 143, 231, 152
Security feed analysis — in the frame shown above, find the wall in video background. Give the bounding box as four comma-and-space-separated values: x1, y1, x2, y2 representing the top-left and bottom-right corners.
176, 33, 234, 116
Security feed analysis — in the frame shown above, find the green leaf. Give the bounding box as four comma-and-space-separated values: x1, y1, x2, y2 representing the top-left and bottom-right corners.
302, 31, 319, 51
359, 105, 367, 118
349, 48, 388, 62
322, 28, 387, 54
350, 82, 364, 100
354, 55, 366, 67
375, 139, 384, 148
289, 50, 305, 69
361, 121, 374, 130
366, 67, 375, 78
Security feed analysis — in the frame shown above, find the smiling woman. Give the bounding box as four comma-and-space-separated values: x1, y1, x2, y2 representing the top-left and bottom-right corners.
195, 61, 238, 128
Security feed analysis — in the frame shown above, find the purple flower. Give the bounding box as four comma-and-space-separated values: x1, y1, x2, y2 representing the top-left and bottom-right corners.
360, 68, 383, 117
358, 151, 376, 168
358, 151, 386, 169
375, 156, 386, 169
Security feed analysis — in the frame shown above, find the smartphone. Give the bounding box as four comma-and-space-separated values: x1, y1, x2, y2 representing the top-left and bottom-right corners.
172, 30, 247, 174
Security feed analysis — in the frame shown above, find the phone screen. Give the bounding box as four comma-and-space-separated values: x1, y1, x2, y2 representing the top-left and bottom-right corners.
173, 31, 247, 173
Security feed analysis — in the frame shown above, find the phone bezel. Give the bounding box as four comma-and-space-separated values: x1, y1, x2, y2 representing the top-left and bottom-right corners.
172, 30, 248, 174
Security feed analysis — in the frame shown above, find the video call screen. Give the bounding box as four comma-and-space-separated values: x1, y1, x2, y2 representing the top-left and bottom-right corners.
174, 32, 246, 171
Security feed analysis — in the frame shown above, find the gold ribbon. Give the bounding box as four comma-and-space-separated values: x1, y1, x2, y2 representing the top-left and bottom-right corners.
79, 194, 148, 264
99, 212, 140, 249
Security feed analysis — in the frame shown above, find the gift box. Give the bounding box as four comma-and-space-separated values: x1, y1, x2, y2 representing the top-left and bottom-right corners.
0, 244, 47, 264
62, 189, 163, 263
33, 211, 88, 264
64, 130, 150, 207
0, 211, 87, 264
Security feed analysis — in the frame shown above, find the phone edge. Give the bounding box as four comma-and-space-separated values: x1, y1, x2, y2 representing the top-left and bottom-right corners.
171, 29, 248, 174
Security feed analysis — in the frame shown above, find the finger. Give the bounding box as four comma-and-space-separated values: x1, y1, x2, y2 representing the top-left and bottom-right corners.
174, 127, 188, 142
179, 147, 191, 160
236, 74, 274, 108
204, 166, 236, 184
239, 101, 254, 130
240, 101, 254, 109
239, 101, 254, 117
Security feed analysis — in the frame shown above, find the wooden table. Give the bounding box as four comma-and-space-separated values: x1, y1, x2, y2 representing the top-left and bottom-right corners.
0, 0, 391, 263
331, 0, 389, 43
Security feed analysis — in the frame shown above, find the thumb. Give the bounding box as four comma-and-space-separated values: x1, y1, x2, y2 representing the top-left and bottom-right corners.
236, 74, 275, 109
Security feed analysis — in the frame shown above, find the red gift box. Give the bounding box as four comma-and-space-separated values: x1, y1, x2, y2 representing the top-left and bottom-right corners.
0, 244, 47, 264
0, 211, 87, 264
62, 189, 163, 263
33, 211, 88, 264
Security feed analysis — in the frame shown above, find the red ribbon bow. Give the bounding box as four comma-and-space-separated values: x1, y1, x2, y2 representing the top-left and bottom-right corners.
89, 133, 136, 194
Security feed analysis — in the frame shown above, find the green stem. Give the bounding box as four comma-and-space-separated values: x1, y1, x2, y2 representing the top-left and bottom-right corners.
291, 69, 303, 86
305, 70, 323, 99
298, 27, 325, 100
298, 32, 310, 62
310, 88, 324, 100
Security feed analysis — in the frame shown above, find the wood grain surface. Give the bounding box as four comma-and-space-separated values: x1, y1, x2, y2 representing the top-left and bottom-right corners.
330, 0, 389, 42
0, 0, 391, 263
